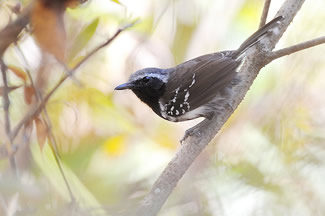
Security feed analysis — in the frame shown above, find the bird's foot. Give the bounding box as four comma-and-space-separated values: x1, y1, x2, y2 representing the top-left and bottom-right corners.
226, 103, 234, 112
180, 119, 211, 144
180, 126, 202, 144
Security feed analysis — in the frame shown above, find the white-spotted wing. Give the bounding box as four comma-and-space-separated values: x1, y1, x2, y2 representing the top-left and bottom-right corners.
160, 51, 240, 120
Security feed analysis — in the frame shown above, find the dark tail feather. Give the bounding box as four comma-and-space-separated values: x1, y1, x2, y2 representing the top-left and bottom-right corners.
232, 16, 284, 58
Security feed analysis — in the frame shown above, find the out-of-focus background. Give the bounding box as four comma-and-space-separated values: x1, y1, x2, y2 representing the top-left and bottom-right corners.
1, 0, 325, 215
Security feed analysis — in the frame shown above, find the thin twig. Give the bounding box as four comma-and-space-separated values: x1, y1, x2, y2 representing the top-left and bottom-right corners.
14, 44, 75, 201
47, 132, 76, 202
268, 35, 325, 61
10, 22, 136, 141
0, 4, 31, 175
0, 59, 17, 174
259, 0, 272, 28
0, 60, 11, 138
15, 44, 61, 154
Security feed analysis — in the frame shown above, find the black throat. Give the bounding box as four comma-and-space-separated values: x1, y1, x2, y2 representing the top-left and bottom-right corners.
132, 79, 166, 117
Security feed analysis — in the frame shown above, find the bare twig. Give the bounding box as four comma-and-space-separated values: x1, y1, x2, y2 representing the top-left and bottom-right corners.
259, 0, 272, 28
14, 44, 76, 201
136, 0, 307, 215
0, 5, 31, 176
0, 59, 17, 174
10, 22, 136, 141
0, 60, 11, 137
48, 132, 76, 202
268, 35, 325, 61
15, 45, 61, 154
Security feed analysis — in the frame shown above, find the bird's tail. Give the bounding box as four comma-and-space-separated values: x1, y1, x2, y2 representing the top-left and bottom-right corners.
232, 16, 284, 58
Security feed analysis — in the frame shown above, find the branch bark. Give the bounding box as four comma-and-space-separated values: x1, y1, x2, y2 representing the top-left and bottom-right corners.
0, 6, 30, 56
268, 36, 325, 61
136, 0, 307, 215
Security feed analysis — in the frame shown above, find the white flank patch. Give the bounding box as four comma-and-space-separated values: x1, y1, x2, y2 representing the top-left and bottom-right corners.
177, 106, 207, 121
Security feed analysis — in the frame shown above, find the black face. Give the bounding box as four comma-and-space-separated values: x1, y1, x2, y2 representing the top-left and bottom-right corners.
115, 76, 166, 117
132, 77, 165, 116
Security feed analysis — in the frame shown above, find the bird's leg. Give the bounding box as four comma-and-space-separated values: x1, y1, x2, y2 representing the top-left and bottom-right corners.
180, 118, 212, 144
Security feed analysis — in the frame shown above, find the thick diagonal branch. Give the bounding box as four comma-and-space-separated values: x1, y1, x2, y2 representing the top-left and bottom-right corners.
135, 0, 307, 216
0, 7, 30, 56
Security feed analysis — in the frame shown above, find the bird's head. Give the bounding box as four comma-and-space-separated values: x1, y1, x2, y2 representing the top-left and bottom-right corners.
115, 67, 168, 115
115, 67, 168, 91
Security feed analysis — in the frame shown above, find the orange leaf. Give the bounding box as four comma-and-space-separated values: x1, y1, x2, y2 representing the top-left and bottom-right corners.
24, 85, 35, 104
7, 65, 28, 82
31, 1, 66, 62
35, 117, 48, 150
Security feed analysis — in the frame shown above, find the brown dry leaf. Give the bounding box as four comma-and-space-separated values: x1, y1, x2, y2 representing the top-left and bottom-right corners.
35, 117, 48, 150
24, 85, 35, 104
0, 85, 22, 96
7, 65, 28, 82
31, 0, 66, 63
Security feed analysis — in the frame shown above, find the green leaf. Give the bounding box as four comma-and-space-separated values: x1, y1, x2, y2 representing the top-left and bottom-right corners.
32, 141, 107, 215
111, 0, 121, 4
68, 18, 100, 62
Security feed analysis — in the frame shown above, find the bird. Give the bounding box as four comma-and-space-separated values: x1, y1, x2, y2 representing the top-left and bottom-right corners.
115, 16, 283, 140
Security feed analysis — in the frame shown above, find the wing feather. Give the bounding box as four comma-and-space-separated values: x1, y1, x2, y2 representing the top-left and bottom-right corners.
161, 51, 240, 118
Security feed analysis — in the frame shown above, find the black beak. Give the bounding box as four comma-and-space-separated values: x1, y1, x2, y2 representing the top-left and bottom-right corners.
114, 82, 137, 90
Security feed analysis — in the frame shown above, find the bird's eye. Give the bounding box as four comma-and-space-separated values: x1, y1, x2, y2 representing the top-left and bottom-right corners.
142, 76, 150, 83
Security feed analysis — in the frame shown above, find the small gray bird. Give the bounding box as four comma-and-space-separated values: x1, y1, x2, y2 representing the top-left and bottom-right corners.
115, 16, 283, 139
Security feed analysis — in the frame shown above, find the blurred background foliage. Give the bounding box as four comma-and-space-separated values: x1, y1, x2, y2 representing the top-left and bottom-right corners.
1, 0, 325, 215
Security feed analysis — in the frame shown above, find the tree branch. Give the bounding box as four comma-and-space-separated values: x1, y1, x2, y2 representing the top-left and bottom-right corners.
136, 0, 307, 215
0, 60, 11, 138
0, 4, 32, 175
259, 0, 272, 28
267, 36, 325, 61
0, 6, 30, 56
0, 59, 17, 174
